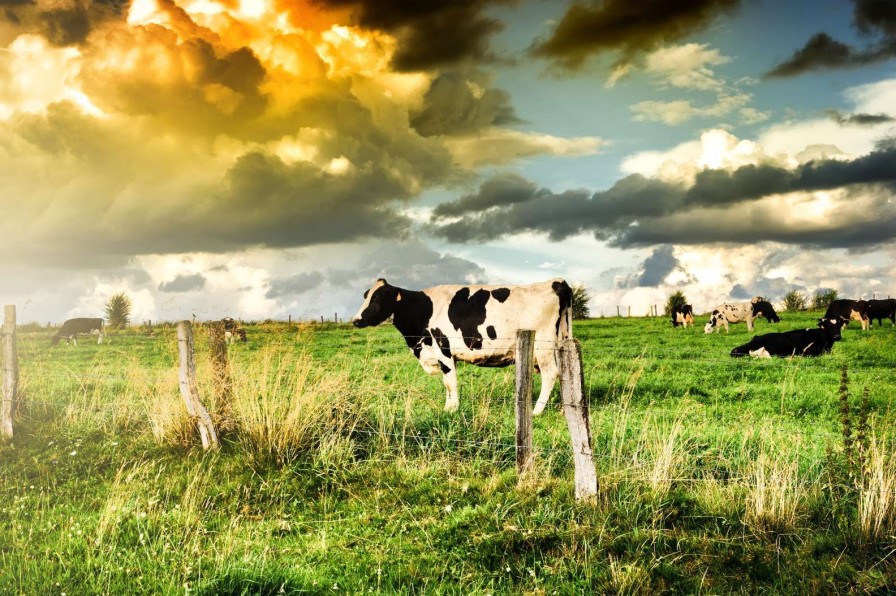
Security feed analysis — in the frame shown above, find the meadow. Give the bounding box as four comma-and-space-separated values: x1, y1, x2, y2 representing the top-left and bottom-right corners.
1, 312, 894, 594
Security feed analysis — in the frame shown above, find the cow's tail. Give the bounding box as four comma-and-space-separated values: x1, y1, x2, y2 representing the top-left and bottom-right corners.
552, 280, 573, 341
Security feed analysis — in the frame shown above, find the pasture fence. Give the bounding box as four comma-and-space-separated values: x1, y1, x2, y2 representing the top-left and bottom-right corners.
2, 305, 18, 440
176, 321, 219, 451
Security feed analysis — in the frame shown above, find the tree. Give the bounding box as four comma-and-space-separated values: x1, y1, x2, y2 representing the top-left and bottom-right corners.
664, 291, 688, 316
571, 283, 591, 319
782, 290, 806, 312
812, 288, 839, 311
105, 292, 132, 330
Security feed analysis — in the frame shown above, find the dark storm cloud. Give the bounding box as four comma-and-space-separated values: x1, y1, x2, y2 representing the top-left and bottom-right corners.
1, 0, 126, 46
530, 0, 740, 70
266, 271, 325, 298
316, 0, 517, 70
159, 273, 207, 293
430, 145, 896, 248
827, 110, 895, 126
432, 172, 538, 218
637, 245, 680, 287
765, 0, 896, 77
410, 70, 521, 137
729, 277, 804, 301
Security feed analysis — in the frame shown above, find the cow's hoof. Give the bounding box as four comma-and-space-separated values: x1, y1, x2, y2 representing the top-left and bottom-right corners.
444, 403, 459, 413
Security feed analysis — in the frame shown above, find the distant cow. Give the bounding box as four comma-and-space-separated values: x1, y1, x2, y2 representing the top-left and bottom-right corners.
671, 304, 694, 328
730, 317, 846, 358
751, 300, 782, 324
352, 278, 572, 415
704, 303, 755, 333
867, 298, 896, 327
221, 317, 247, 343
52, 318, 104, 346
824, 299, 870, 330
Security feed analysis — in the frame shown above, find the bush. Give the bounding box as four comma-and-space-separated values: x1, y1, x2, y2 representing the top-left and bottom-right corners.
105, 292, 132, 330
812, 288, 839, 311
782, 290, 806, 312
571, 283, 591, 320
664, 291, 688, 316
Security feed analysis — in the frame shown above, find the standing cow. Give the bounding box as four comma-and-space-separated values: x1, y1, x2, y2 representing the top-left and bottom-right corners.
51, 318, 105, 346
824, 299, 870, 330
704, 303, 755, 333
867, 298, 896, 327
671, 304, 694, 328
352, 278, 572, 415
751, 300, 782, 324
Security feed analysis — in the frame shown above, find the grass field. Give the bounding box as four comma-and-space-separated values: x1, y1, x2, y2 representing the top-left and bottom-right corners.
1, 312, 895, 594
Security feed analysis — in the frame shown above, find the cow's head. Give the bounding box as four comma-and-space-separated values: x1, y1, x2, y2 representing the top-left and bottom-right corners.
353, 279, 402, 328
703, 310, 720, 334
752, 300, 781, 323
817, 317, 846, 341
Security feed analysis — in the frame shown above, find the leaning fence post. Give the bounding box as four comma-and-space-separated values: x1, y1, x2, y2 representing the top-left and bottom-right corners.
1, 305, 17, 441
177, 321, 219, 451
515, 330, 535, 474
207, 321, 232, 430
559, 338, 598, 501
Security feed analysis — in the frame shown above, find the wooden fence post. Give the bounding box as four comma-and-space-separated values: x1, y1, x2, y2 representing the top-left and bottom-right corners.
515, 330, 535, 474
177, 321, 219, 451
559, 338, 598, 501
288, 315, 292, 328
207, 321, 232, 429
1, 305, 17, 441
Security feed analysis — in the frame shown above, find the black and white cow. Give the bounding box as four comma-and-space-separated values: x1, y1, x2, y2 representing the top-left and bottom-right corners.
221, 317, 247, 344
51, 318, 104, 346
751, 300, 782, 324
704, 303, 755, 333
867, 298, 896, 327
671, 304, 694, 328
823, 299, 870, 330
352, 278, 572, 415
730, 317, 846, 358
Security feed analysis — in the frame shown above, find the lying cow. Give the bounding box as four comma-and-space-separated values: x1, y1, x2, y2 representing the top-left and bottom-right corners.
730, 317, 845, 358
352, 278, 572, 415
51, 317, 104, 346
671, 304, 694, 328
704, 303, 755, 333
751, 299, 782, 324
867, 298, 896, 327
823, 299, 869, 330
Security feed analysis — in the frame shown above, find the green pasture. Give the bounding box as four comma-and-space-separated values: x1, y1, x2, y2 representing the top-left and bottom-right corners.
1, 313, 894, 594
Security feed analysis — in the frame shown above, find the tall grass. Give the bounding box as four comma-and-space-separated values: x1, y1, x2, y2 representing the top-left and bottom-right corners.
745, 448, 807, 534
857, 430, 896, 543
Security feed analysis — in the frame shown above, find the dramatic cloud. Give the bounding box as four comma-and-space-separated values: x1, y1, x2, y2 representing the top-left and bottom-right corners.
766, 1, 896, 77
729, 277, 804, 301
615, 245, 693, 288
827, 110, 895, 126
430, 143, 896, 248
317, 0, 517, 71
266, 271, 325, 298
630, 91, 759, 126
531, 0, 740, 70
643, 43, 730, 90
410, 70, 520, 137
159, 272, 207, 293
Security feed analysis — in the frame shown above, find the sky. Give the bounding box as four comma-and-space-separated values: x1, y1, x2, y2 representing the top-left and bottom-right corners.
1, 0, 895, 324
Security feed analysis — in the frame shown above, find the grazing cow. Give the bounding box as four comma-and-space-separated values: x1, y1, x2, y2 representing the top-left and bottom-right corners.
704, 303, 755, 334
730, 317, 846, 358
221, 317, 247, 343
823, 299, 870, 330
751, 300, 782, 324
671, 304, 694, 328
867, 298, 896, 327
352, 278, 572, 415
51, 318, 104, 346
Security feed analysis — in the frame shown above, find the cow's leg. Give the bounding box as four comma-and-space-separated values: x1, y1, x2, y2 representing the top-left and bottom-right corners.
532, 346, 559, 416
72, 336, 77, 347
97, 332, 103, 345
746, 315, 754, 332
440, 360, 459, 412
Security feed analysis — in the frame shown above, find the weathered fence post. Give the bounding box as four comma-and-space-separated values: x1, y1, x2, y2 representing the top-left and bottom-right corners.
177, 321, 219, 451
207, 321, 232, 429
515, 330, 535, 474
616, 306, 620, 317
559, 338, 598, 501
1, 305, 17, 440
288, 315, 292, 328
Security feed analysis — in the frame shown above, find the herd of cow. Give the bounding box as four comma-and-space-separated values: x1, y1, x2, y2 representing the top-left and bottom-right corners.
46, 278, 893, 415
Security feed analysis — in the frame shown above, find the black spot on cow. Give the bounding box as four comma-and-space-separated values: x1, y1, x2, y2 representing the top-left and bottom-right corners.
486, 325, 497, 340
468, 353, 515, 367
448, 287, 491, 349
429, 327, 452, 359
439, 362, 452, 374
552, 280, 573, 335
491, 288, 511, 303
382, 288, 434, 354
